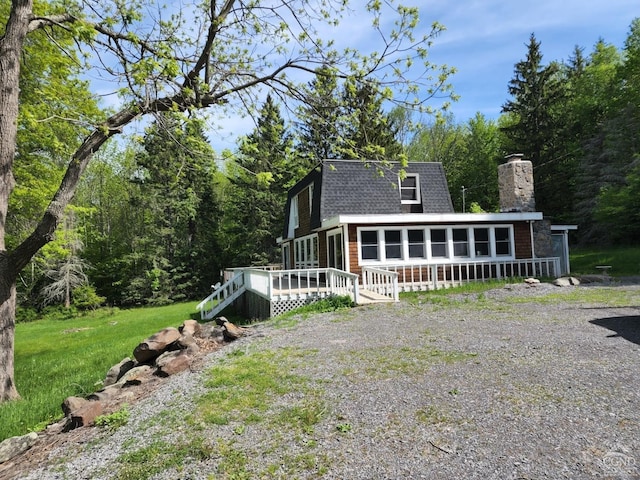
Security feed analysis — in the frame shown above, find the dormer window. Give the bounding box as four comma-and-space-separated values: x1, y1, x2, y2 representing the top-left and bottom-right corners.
400, 174, 420, 204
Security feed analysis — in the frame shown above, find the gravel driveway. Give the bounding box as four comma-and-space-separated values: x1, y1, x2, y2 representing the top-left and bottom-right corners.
18, 282, 640, 480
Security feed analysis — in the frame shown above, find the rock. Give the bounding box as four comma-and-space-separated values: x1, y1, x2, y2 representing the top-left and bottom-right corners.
88, 383, 125, 402
180, 319, 201, 337
223, 321, 245, 341
553, 277, 581, 287
133, 327, 181, 363
104, 357, 135, 387
524, 277, 540, 285
118, 365, 153, 385
0, 432, 38, 464
216, 316, 245, 341
176, 332, 197, 349
155, 350, 191, 377
65, 401, 103, 431
199, 323, 225, 343
62, 396, 90, 417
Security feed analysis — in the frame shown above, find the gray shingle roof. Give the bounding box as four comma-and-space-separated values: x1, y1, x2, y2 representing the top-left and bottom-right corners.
282, 160, 454, 238
319, 160, 454, 219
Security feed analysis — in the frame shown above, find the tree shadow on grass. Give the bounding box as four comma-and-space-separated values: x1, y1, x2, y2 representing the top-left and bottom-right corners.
590, 315, 640, 346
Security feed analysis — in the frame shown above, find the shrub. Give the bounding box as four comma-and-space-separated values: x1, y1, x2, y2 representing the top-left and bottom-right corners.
72, 285, 106, 310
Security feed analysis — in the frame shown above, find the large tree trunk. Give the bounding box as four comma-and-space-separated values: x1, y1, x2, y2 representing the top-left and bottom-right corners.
0, 0, 32, 402
0, 273, 19, 402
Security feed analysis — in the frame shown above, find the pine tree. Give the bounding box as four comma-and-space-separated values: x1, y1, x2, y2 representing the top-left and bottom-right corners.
337, 78, 404, 163
224, 95, 306, 266
296, 66, 342, 163
122, 114, 219, 304
501, 33, 566, 218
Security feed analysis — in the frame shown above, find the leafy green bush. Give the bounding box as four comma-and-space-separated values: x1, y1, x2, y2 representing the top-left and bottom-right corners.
72, 285, 106, 310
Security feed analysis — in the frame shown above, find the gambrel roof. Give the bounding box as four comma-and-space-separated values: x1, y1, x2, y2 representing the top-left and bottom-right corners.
283, 160, 454, 237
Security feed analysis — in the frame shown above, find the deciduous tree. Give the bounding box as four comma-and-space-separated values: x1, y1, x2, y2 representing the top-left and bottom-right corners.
0, 0, 454, 401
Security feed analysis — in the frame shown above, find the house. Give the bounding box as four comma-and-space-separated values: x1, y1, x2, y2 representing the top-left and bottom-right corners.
277, 154, 564, 285
198, 154, 569, 320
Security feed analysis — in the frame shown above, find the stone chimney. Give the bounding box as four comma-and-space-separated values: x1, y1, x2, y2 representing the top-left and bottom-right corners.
498, 153, 535, 212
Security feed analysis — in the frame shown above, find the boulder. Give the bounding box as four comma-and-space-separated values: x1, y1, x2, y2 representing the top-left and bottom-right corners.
88, 383, 125, 402
133, 327, 181, 363
216, 316, 245, 341
62, 396, 90, 417
104, 357, 136, 387
553, 277, 581, 287
65, 401, 103, 431
524, 277, 540, 285
155, 350, 191, 376
199, 323, 225, 343
180, 319, 201, 337
118, 365, 153, 385
0, 432, 38, 464
176, 331, 198, 351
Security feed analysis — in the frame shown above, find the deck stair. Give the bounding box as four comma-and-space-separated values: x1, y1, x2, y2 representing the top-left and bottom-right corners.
196, 271, 246, 320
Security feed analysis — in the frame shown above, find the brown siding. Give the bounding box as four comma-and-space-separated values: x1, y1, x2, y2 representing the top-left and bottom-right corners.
513, 222, 532, 258
295, 187, 312, 237
318, 234, 328, 268
347, 224, 361, 277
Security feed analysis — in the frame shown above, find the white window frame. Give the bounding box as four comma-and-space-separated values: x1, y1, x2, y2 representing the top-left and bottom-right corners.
291, 195, 299, 229
357, 225, 515, 265
308, 183, 314, 214
399, 174, 421, 204
293, 233, 318, 268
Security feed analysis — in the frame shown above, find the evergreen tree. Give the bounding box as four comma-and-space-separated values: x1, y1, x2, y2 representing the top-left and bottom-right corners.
501, 33, 567, 219
224, 95, 305, 266
337, 78, 405, 164
296, 66, 342, 162
118, 114, 220, 304
567, 40, 623, 242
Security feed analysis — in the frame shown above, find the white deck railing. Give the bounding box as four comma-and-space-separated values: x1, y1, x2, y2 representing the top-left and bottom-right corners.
361, 266, 399, 301
240, 267, 360, 303
196, 271, 245, 319
380, 257, 561, 291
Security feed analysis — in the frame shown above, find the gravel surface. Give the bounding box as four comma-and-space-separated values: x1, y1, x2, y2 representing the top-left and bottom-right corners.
15, 282, 640, 479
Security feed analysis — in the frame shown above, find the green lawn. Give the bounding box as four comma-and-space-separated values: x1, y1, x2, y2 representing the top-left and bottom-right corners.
569, 245, 640, 276
1, 302, 199, 442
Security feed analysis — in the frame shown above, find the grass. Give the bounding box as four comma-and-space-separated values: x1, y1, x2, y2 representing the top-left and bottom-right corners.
400, 279, 516, 307
115, 436, 214, 480
570, 245, 640, 276
0, 302, 199, 442
341, 345, 477, 381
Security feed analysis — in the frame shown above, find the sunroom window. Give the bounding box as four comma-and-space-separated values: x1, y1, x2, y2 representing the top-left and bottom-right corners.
385, 230, 402, 259
361, 230, 379, 260
452, 228, 469, 257
495, 227, 511, 255
430, 229, 448, 258
408, 229, 426, 258
474, 228, 490, 257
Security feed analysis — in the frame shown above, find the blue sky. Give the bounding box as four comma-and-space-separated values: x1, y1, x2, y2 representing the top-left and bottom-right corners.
206, 0, 637, 152
421, 0, 638, 121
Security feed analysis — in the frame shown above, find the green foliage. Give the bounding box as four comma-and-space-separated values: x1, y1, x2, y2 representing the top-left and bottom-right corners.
501, 33, 568, 219
296, 69, 405, 166
76, 116, 222, 306
336, 422, 352, 433
72, 285, 106, 310
0, 302, 198, 441
223, 95, 308, 267
569, 246, 640, 276
275, 295, 354, 322
407, 113, 501, 212
116, 437, 213, 480
95, 405, 130, 430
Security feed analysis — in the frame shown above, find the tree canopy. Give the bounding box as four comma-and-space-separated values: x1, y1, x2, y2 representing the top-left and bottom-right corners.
0, 0, 456, 402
